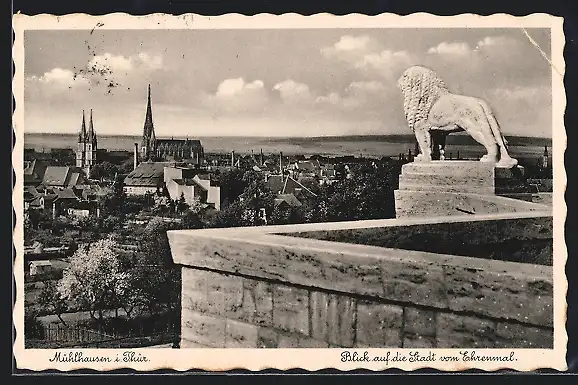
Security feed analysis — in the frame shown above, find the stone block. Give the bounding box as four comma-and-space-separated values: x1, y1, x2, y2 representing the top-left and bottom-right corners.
181, 267, 209, 293
257, 327, 279, 348
181, 310, 226, 348
180, 338, 211, 348
181, 285, 209, 314
355, 302, 403, 348
225, 319, 259, 348
272, 285, 310, 335
379, 261, 447, 308
443, 265, 553, 327
206, 272, 244, 318
241, 280, 274, 326
278, 332, 330, 348
436, 313, 496, 348
403, 334, 437, 349
395, 190, 509, 218
404, 308, 436, 337
401, 161, 495, 179
310, 291, 356, 347
494, 323, 553, 348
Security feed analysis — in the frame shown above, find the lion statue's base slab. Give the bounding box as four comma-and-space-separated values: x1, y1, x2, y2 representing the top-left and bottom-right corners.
398, 65, 518, 169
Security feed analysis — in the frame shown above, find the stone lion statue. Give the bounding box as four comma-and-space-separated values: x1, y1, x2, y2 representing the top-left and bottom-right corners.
397, 65, 518, 168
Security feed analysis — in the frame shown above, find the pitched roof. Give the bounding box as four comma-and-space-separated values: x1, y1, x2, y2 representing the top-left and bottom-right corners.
274, 193, 302, 208
124, 162, 167, 187
172, 178, 207, 190
42, 166, 70, 186
295, 160, 320, 172
266, 175, 285, 194
55, 188, 79, 200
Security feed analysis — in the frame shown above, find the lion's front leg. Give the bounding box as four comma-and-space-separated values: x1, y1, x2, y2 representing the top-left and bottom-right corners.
414, 122, 432, 162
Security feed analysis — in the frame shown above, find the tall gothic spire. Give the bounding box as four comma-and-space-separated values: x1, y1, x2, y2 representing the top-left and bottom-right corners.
144, 84, 154, 135
141, 84, 156, 160
79, 110, 87, 142
88, 109, 95, 138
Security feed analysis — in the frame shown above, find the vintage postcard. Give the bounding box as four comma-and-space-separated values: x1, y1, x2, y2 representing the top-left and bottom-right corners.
12, 13, 567, 372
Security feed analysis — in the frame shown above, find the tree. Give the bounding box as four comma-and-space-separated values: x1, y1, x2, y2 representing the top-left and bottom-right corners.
176, 192, 188, 213
89, 161, 118, 180
238, 170, 276, 226
103, 174, 126, 216
133, 218, 181, 316
58, 237, 133, 321
38, 280, 68, 325
315, 164, 399, 222
219, 168, 247, 206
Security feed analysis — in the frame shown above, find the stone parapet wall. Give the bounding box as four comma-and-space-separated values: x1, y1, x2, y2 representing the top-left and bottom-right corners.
179, 268, 552, 349
168, 213, 554, 349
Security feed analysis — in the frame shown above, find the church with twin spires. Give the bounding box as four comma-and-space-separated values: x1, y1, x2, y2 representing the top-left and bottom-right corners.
140, 84, 204, 164
76, 109, 98, 177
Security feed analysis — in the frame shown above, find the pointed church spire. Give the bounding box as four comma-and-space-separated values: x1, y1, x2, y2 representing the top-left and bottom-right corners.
142, 84, 156, 160
88, 109, 95, 138
80, 110, 87, 142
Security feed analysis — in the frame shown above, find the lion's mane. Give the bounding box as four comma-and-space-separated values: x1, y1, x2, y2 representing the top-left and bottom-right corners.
397, 65, 450, 132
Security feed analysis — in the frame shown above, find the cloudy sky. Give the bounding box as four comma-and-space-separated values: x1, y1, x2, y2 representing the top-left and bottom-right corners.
24, 28, 552, 138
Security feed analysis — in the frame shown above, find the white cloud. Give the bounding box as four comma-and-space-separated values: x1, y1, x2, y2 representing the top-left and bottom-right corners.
201, 77, 269, 114
273, 80, 314, 104
354, 50, 412, 74
26, 68, 89, 87
87, 52, 164, 74
322, 35, 413, 79
321, 35, 376, 57
427, 42, 471, 56
347, 81, 386, 93
491, 85, 551, 101
475, 36, 517, 50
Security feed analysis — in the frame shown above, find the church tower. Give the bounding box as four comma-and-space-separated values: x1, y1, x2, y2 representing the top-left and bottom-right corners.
75, 109, 98, 177
141, 84, 156, 161
76, 110, 87, 168
85, 109, 98, 173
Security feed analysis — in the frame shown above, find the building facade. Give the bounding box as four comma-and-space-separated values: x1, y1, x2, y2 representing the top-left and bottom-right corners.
76, 109, 98, 177
140, 85, 204, 164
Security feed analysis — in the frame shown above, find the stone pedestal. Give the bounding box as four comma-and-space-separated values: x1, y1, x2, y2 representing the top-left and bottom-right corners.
394, 161, 544, 218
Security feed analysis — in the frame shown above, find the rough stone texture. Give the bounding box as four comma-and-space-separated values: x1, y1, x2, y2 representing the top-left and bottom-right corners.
494, 322, 554, 349
443, 265, 553, 327
171, 211, 554, 349
394, 161, 547, 219
403, 334, 437, 348
206, 272, 244, 318
401, 161, 495, 179
225, 319, 259, 348
272, 285, 310, 336
356, 302, 403, 348
181, 309, 226, 348
436, 313, 497, 348
277, 332, 330, 348
380, 261, 447, 308
395, 190, 528, 218
404, 308, 436, 337
241, 280, 274, 326
310, 291, 357, 347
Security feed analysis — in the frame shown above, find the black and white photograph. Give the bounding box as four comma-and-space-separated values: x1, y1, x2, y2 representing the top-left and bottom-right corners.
12, 13, 566, 371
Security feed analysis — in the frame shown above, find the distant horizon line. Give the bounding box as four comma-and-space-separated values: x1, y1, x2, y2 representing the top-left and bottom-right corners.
23, 132, 553, 140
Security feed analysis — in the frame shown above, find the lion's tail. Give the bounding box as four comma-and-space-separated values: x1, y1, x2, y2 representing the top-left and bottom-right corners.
478, 99, 509, 153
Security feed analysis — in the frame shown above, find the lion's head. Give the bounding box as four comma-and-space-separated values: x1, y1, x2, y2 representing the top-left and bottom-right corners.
397, 65, 449, 132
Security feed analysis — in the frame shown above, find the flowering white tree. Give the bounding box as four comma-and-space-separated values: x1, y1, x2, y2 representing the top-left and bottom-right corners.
57, 237, 137, 321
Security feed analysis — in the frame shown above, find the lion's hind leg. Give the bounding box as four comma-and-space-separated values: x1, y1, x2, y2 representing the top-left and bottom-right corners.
414, 121, 432, 162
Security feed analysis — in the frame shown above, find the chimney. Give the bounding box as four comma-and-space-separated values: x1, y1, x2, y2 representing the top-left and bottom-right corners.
279, 151, 283, 175
231, 151, 235, 168
134, 143, 139, 170
260, 148, 264, 166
